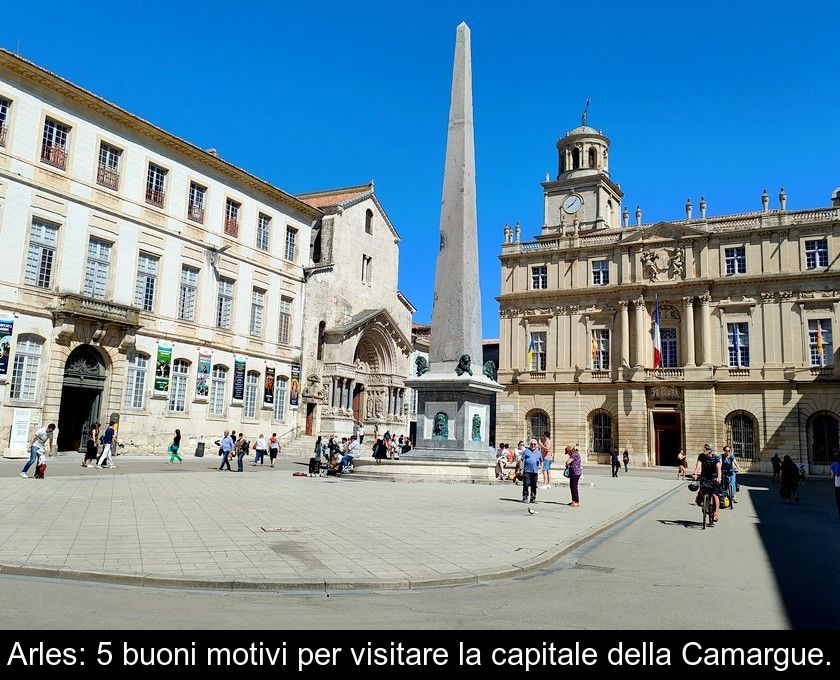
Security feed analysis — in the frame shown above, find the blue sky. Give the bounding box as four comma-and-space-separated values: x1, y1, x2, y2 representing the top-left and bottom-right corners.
3, 1, 839, 338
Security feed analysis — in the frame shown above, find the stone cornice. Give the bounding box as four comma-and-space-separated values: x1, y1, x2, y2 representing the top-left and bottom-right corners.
0, 49, 321, 220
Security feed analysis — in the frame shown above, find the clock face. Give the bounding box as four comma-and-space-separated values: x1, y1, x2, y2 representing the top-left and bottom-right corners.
562, 194, 582, 214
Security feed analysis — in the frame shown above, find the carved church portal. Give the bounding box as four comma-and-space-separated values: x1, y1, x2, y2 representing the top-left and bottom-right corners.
57, 345, 106, 452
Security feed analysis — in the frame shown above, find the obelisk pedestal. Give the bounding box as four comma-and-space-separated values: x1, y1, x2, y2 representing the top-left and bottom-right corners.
403, 22, 502, 463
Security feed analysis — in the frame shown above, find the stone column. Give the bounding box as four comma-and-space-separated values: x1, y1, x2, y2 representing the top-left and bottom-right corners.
682, 296, 696, 367
699, 292, 712, 365
343, 380, 350, 410
632, 297, 645, 367
619, 300, 630, 367
331, 378, 339, 407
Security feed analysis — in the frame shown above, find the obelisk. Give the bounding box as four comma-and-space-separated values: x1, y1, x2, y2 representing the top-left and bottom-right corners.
404, 23, 502, 463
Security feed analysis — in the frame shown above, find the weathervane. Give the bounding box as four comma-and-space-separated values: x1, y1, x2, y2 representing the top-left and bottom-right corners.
581, 98, 591, 126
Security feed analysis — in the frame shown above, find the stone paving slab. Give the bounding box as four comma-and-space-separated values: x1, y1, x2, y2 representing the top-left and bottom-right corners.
0, 462, 681, 590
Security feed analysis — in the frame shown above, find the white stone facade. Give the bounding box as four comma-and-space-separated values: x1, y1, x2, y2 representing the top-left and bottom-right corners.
497, 124, 840, 473
0, 50, 319, 455
296, 184, 413, 440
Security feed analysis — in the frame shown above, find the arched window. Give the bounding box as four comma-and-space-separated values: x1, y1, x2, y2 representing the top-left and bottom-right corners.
317, 321, 326, 360
572, 147, 580, 170
124, 352, 149, 409
588, 147, 597, 169
274, 376, 288, 421
591, 411, 613, 453
726, 411, 757, 461
809, 412, 839, 465
209, 365, 227, 416
365, 209, 373, 235
244, 371, 260, 419
10, 335, 43, 401
169, 359, 190, 413
527, 410, 550, 441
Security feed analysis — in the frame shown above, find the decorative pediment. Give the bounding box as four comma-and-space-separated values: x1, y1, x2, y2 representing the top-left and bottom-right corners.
324, 308, 412, 354
622, 221, 708, 244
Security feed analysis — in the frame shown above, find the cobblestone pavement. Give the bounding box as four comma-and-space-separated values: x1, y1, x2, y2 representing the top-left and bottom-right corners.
0, 457, 680, 589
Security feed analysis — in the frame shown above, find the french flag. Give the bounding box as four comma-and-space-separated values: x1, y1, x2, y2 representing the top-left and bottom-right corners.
653, 296, 662, 369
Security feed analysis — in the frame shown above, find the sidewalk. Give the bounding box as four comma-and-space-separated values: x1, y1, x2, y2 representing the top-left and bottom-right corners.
0, 462, 681, 591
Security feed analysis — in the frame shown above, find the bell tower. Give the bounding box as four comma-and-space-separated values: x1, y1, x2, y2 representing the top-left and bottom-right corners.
541, 111, 623, 233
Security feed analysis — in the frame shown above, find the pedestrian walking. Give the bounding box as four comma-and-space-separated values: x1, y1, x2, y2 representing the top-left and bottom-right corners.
622, 449, 630, 473
216, 430, 232, 471
236, 434, 248, 472
84, 422, 99, 467
565, 445, 583, 507
520, 439, 542, 504
676, 449, 687, 479
831, 455, 840, 522
771, 453, 782, 483
539, 432, 553, 489
358, 422, 366, 445
372, 437, 387, 463
96, 421, 117, 469
21, 423, 55, 478
610, 447, 620, 478
253, 434, 267, 465
721, 445, 738, 503
268, 433, 280, 467
780, 455, 800, 504
167, 429, 183, 464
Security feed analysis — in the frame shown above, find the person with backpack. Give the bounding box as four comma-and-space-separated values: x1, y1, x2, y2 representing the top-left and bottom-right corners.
253, 433, 267, 466
96, 421, 117, 469
268, 433, 280, 467
167, 429, 183, 464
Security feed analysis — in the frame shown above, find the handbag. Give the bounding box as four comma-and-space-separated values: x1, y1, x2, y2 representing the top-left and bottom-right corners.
563, 466, 571, 478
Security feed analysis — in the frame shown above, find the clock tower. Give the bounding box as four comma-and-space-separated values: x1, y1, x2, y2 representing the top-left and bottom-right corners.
541, 123, 623, 234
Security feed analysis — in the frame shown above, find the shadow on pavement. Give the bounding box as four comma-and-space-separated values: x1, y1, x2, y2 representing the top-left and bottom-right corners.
656, 519, 705, 530
745, 473, 840, 629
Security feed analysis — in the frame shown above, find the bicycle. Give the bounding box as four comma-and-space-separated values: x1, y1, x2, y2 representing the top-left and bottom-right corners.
688, 478, 719, 529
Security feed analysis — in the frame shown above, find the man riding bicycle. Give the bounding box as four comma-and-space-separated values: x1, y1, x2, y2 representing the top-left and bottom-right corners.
692, 443, 723, 522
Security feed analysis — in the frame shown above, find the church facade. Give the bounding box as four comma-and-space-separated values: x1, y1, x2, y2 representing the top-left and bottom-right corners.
496, 122, 840, 472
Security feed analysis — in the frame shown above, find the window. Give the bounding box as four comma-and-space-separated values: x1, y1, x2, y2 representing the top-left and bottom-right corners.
0, 97, 9, 146
724, 247, 746, 275
528, 410, 549, 441
809, 413, 839, 465
145, 163, 166, 207
124, 352, 148, 409
256, 213, 270, 251
805, 239, 829, 269
661, 327, 678, 368
592, 260, 609, 285
278, 296, 292, 344
808, 319, 833, 367
188, 182, 205, 223
361, 255, 372, 284
365, 209, 373, 235
591, 329, 610, 370
97, 142, 121, 190
284, 226, 297, 261
273, 376, 288, 421
727, 322, 750, 367
224, 198, 240, 237
24, 219, 58, 289
41, 118, 69, 169
250, 288, 264, 337
529, 332, 546, 371
728, 412, 756, 461
209, 365, 227, 416
317, 321, 326, 360
134, 253, 158, 311
592, 412, 612, 453
178, 266, 199, 321
244, 371, 259, 419
572, 147, 580, 169
169, 359, 189, 413
588, 146, 597, 169
83, 238, 111, 299
10, 335, 43, 401
216, 278, 234, 329
531, 266, 547, 290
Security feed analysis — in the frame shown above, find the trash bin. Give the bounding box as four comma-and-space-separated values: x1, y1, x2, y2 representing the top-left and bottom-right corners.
195, 442, 205, 457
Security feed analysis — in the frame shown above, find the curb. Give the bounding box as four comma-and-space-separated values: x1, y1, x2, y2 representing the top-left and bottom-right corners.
0, 482, 681, 593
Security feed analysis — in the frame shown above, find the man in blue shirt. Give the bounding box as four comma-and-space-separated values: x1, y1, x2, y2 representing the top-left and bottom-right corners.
218, 430, 233, 471
521, 439, 543, 504
96, 421, 117, 469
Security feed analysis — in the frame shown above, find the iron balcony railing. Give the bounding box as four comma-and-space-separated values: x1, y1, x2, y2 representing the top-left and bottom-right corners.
224, 217, 239, 237
145, 186, 165, 208
41, 144, 68, 170
188, 203, 205, 223
96, 165, 120, 190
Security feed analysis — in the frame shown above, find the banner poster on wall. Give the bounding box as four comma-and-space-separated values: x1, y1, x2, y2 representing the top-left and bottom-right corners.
290, 364, 300, 410
264, 366, 275, 406
233, 357, 246, 401
154, 342, 173, 394
0, 319, 13, 378
196, 350, 211, 399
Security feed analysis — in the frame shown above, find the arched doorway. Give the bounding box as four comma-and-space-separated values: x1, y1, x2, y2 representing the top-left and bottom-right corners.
526, 409, 550, 441
808, 411, 839, 465
58, 345, 106, 451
